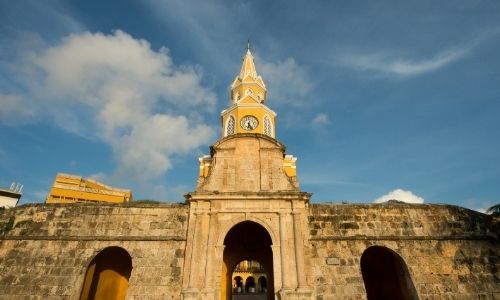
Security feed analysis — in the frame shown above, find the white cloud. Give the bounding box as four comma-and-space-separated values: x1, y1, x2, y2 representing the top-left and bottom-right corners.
256, 55, 312, 106
1, 30, 216, 182
374, 189, 424, 204
312, 113, 330, 126
112, 114, 212, 178
338, 46, 471, 77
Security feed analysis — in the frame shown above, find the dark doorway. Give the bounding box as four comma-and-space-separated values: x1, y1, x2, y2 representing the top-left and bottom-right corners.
221, 221, 274, 300
258, 276, 267, 293
361, 246, 418, 300
233, 276, 243, 293
245, 276, 255, 293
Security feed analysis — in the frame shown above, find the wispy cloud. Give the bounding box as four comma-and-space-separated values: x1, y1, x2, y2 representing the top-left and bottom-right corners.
339, 47, 470, 77
0, 1, 85, 39
311, 113, 330, 126
256, 54, 312, 106
335, 29, 500, 77
142, 0, 238, 74
142, 1, 314, 107
462, 198, 496, 214
0, 94, 36, 124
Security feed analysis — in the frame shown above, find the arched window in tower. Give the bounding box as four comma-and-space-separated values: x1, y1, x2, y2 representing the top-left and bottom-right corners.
226, 115, 235, 137
263, 115, 273, 137
79, 246, 133, 300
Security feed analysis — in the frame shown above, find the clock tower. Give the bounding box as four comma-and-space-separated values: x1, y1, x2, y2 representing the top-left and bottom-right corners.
221, 44, 276, 138
184, 44, 312, 300
196, 44, 299, 187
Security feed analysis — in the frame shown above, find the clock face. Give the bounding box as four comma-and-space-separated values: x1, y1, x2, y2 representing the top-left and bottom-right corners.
240, 115, 259, 131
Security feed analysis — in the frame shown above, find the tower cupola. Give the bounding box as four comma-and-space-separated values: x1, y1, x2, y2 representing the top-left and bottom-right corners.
222, 44, 276, 138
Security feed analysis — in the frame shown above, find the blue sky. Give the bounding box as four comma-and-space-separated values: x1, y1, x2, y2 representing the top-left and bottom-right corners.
1, 0, 499, 211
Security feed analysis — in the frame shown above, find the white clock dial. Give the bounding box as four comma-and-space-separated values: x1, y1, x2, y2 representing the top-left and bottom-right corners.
240, 115, 259, 131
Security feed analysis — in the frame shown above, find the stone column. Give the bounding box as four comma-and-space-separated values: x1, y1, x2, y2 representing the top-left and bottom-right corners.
279, 212, 292, 291
213, 244, 225, 298
292, 211, 307, 290
271, 244, 282, 292
197, 212, 210, 285
204, 212, 216, 291
189, 212, 202, 288
182, 211, 199, 299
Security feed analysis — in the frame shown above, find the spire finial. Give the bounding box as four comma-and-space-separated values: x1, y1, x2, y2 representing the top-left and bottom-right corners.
238, 40, 258, 79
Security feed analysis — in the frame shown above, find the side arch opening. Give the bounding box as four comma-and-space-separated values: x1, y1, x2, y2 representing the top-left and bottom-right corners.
361, 246, 418, 300
80, 246, 133, 300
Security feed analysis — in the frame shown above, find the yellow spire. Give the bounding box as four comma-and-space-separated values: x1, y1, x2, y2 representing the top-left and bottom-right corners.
239, 45, 258, 79
229, 42, 267, 106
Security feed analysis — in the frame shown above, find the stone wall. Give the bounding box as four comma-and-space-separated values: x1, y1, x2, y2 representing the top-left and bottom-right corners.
1, 201, 498, 299
307, 202, 500, 299
0, 203, 189, 300
197, 134, 298, 193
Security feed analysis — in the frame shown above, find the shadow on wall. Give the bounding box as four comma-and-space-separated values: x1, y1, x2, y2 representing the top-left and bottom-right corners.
454, 248, 498, 275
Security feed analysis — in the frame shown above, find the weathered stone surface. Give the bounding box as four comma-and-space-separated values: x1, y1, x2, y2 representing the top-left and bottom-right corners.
306, 203, 500, 299
0, 203, 189, 299
196, 134, 298, 193
0, 201, 498, 299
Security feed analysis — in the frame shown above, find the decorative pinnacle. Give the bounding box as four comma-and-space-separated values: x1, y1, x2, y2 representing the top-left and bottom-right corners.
246, 40, 251, 53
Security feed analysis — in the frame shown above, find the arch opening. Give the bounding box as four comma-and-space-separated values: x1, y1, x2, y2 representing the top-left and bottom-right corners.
80, 246, 132, 300
258, 276, 267, 293
222, 221, 274, 300
245, 276, 255, 293
232, 260, 268, 295
361, 246, 418, 300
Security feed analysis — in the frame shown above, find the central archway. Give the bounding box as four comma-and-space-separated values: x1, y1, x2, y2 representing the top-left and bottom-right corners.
221, 221, 274, 300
